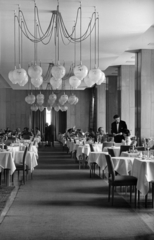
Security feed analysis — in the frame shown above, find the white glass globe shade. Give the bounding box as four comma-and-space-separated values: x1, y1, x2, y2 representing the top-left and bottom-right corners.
27, 93, 35, 104
49, 92, 57, 101
51, 65, 66, 80
36, 92, 44, 105
69, 76, 81, 89
68, 95, 76, 105
59, 94, 68, 105
31, 76, 43, 88
50, 77, 62, 89
47, 105, 52, 111
28, 65, 42, 78
12, 68, 27, 84
74, 65, 88, 80
18, 75, 29, 87
34, 105, 38, 111
31, 104, 38, 111
25, 95, 29, 103
60, 105, 68, 111
96, 72, 106, 85
54, 105, 60, 112
8, 71, 17, 84
73, 97, 79, 105
89, 68, 102, 84
39, 105, 44, 112
48, 99, 55, 106
84, 76, 95, 87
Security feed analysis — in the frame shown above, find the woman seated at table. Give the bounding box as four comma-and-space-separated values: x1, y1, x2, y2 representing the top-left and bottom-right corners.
121, 129, 131, 145
122, 129, 137, 147
96, 127, 107, 143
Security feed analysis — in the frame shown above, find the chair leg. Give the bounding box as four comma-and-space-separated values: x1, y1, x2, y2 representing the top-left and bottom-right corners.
108, 183, 111, 202
135, 187, 137, 208
145, 193, 148, 208
152, 183, 154, 208
130, 186, 132, 204
112, 186, 114, 206
23, 170, 25, 184
0, 172, 1, 185
138, 190, 140, 208
18, 170, 20, 181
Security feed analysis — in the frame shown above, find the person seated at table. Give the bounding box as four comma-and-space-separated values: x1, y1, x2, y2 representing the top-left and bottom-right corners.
15, 128, 22, 139
130, 136, 137, 147
87, 128, 96, 142
96, 127, 107, 143
21, 127, 33, 140
35, 127, 41, 141
76, 129, 85, 138
122, 129, 132, 145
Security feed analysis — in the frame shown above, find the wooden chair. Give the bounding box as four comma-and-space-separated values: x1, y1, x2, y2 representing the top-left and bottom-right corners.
107, 148, 115, 157
89, 144, 96, 177
135, 146, 145, 151
120, 145, 130, 155
105, 154, 137, 206
12, 146, 28, 184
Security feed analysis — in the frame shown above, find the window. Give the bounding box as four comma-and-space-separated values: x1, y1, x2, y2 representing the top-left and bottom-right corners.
46, 108, 51, 125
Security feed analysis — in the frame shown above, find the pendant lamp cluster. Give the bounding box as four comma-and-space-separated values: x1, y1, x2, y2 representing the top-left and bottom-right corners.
8, 2, 105, 112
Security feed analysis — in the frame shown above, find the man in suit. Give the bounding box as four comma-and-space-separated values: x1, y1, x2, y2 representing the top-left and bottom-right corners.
111, 114, 127, 143
48, 123, 55, 147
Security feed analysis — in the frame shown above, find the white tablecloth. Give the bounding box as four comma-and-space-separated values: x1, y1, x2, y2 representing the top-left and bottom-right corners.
76, 145, 90, 160
0, 151, 16, 175
132, 158, 154, 196
88, 152, 108, 171
14, 151, 38, 172
111, 156, 134, 175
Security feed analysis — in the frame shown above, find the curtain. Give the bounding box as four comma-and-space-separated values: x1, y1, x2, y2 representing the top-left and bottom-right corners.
32, 109, 46, 139
89, 87, 97, 132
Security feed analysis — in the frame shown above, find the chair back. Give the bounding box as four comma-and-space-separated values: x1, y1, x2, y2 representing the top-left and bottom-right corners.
105, 154, 115, 182
89, 144, 94, 152
22, 146, 28, 168
120, 145, 130, 155
103, 142, 114, 151
107, 148, 115, 157
135, 146, 145, 151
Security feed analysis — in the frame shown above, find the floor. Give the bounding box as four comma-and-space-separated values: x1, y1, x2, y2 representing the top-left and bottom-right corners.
0, 142, 154, 240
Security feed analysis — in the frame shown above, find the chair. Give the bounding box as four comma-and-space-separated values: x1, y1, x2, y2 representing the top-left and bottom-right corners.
103, 142, 114, 151
12, 146, 28, 184
89, 144, 97, 177
107, 148, 115, 157
120, 145, 130, 155
105, 154, 137, 206
89, 144, 94, 152
135, 146, 145, 151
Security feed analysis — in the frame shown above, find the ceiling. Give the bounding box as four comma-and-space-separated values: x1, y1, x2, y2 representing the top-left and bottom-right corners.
0, 0, 154, 90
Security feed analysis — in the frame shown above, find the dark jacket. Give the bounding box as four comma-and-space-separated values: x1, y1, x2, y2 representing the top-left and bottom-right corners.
111, 120, 127, 143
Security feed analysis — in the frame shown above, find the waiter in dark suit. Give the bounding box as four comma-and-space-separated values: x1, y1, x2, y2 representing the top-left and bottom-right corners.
111, 114, 127, 143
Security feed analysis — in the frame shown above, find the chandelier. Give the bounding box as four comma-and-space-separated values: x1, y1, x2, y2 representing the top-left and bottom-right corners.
8, 1, 105, 112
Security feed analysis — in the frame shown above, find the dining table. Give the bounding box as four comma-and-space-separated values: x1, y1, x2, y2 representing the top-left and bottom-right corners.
14, 151, 38, 172
88, 151, 108, 177
0, 150, 16, 186
132, 157, 154, 196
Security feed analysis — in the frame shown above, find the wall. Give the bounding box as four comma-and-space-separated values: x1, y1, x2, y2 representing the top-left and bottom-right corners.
67, 89, 91, 132
121, 65, 135, 136
96, 83, 106, 132
0, 88, 91, 133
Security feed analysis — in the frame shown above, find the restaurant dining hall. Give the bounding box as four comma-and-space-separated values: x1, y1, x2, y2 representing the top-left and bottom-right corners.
0, 0, 154, 239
